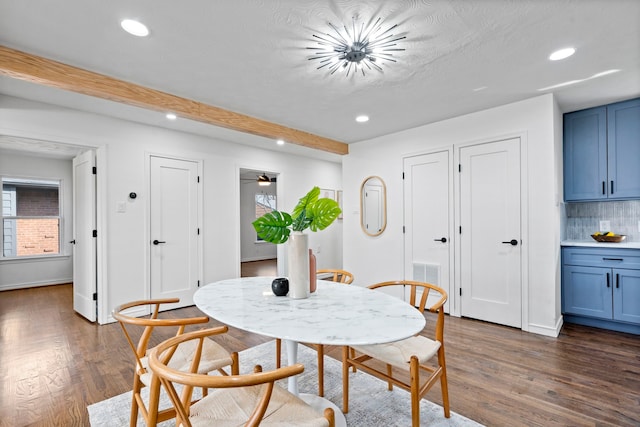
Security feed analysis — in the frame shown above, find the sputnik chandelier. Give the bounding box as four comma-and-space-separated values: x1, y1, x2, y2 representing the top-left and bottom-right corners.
307, 16, 406, 77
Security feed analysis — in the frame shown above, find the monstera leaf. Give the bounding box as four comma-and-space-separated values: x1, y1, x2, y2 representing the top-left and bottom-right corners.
252, 186, 341, 244
252, 211, 293, 244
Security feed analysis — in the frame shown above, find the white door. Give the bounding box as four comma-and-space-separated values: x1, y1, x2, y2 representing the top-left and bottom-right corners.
403, 151, 451, 311
72, 150, 97, 322
150, 156, 200, 307
459, 138, 521, 327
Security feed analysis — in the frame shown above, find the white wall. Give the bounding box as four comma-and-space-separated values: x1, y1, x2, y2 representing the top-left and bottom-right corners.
0, 95, 342, 323
343, 94, 563, 336
0, 151, 73, 290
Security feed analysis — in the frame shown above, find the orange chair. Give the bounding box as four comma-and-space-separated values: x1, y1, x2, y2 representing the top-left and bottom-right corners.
342, 281, 450, 427
148, 327, 335, 426
113, 298, 239, 427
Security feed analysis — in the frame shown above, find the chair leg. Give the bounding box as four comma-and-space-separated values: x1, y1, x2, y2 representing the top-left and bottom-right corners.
438, 348, 451, 418
341, 346, 350, 413
386, 364, 393, 391
275, 338, 282, 369
146, 374, 162, 427
129, 373, 142, 427
350, 348, 356, 372
317, 344, 325, 397
410, 356, 420, 427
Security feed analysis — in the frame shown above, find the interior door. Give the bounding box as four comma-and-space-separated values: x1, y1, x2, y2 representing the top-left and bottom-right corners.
459, 138, 521, 327
403, 151, 451, 311
150, 156, 200, 308
72, 150, 97, 322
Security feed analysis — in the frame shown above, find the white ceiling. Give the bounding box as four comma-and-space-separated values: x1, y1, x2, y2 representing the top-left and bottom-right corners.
1, 0, 639, 159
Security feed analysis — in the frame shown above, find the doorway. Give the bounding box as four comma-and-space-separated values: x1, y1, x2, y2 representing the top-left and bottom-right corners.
403, 150, 453, 312
239, 169, 278, 277
149, 155, 202, 308
458, 137, 522, 328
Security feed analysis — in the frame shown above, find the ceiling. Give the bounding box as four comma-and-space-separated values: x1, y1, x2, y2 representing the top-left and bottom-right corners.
1, 0, 639, 160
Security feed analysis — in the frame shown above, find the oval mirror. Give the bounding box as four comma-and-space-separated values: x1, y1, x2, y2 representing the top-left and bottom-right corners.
360, 176, 387, 236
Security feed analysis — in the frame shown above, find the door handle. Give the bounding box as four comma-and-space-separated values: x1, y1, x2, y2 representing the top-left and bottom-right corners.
69, 240, 76, 244
606, 272, 610, 288
501, 239, 518, 246
152, 240, 166, 245
616, 273, 619, 289
434, 237, 447, 243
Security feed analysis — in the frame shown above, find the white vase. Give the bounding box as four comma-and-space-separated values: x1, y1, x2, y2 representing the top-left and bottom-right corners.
287, 231, 310, 299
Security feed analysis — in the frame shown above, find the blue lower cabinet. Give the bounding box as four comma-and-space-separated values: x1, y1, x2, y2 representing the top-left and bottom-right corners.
562, 247, 640, 334
614, 268, 640, 324
562, 265, 612, 319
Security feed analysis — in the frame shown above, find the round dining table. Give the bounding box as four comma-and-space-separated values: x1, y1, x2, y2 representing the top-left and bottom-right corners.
194, 276, 426, 426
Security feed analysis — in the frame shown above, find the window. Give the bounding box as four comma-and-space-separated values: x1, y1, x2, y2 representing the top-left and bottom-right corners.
2, 177, 61, 258
255, 193, 276, 241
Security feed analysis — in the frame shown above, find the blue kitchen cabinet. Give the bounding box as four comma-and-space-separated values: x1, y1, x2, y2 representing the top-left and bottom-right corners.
562, 246, 640, 334
564, 98, 640, 201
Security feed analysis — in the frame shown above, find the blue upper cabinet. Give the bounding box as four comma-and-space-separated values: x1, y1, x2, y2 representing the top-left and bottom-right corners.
564, 98, 640, 201
564, 106, 607, 201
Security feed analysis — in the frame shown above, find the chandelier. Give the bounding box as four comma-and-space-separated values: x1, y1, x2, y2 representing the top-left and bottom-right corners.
307, 17, 406, 77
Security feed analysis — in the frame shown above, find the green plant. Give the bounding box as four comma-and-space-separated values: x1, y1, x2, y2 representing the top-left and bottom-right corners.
252, 186, 341, 244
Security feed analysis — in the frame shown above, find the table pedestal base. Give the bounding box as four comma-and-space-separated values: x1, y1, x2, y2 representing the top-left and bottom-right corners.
300, 393, 347, 427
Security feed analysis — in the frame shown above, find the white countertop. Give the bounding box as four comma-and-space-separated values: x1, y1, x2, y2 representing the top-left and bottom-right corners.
561, 239, 640, 249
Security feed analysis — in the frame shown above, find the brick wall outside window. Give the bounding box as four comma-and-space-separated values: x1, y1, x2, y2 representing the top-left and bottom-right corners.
3, 184, 60, 257
16, 218, 59, 255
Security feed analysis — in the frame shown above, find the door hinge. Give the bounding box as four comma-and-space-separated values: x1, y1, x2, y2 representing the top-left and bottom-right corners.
458, 164, 461, 172
197, 228, 200, 235
92, 292, 97, 301
92, 166, 97, 174
402, 172, 405, 179
197, 176, 200, 183
459, 226, 462, 234
459, 288, 462, 296
197, 280, 200, 288
402, 225, 405, 234
92, 229, 97, 238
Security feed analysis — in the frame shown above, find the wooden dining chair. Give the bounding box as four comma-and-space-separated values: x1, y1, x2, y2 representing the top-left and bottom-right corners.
148, 327, 335, 427
112, 298, 239, 427
275, 269, 354, 397
341, 280, 450, 427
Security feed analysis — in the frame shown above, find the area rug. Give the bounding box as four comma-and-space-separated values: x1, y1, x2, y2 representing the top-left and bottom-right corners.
88, 340, 482, 426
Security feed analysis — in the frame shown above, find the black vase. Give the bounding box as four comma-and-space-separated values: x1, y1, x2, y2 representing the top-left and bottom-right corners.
271, 277, 289, 296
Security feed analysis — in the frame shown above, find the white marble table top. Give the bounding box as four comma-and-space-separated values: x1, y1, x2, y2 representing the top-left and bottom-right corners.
194, 276, 426, 346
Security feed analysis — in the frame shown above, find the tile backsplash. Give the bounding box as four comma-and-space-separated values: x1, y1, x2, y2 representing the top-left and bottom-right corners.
565, 200, 640, 241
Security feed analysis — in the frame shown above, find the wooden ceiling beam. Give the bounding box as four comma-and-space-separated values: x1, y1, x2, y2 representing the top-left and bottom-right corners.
0, 45, 349, 155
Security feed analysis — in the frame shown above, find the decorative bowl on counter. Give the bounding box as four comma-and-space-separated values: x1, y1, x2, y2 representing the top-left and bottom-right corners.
591, 234, 627, 243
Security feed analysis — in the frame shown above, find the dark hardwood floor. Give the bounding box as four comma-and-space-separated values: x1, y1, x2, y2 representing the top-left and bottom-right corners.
1, 283, 638, 427
241, 258, 277, 277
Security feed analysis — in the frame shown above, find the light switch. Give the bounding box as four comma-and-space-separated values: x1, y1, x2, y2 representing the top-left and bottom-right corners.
116, 201, 126, 213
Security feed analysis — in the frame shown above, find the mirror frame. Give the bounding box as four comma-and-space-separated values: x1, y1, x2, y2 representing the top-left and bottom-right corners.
360, 175, 387, 236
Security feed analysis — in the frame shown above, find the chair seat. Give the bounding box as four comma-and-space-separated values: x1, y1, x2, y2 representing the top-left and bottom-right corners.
188, 384, 330, 427
140, 338, 234, 386
352, 335, 441, 371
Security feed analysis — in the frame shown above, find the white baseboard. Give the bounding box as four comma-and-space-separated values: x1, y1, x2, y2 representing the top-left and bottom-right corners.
241, 256, 277, 263
527, 317, 563, 337
0, 278, 72, 292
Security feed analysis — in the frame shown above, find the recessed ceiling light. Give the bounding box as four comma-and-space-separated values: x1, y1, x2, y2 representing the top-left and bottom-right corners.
549, 47, 575, 61
121, 19, 149, 37
355, 115, 369, 123
276, 139, 285, 145
166, 113, 177, 120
